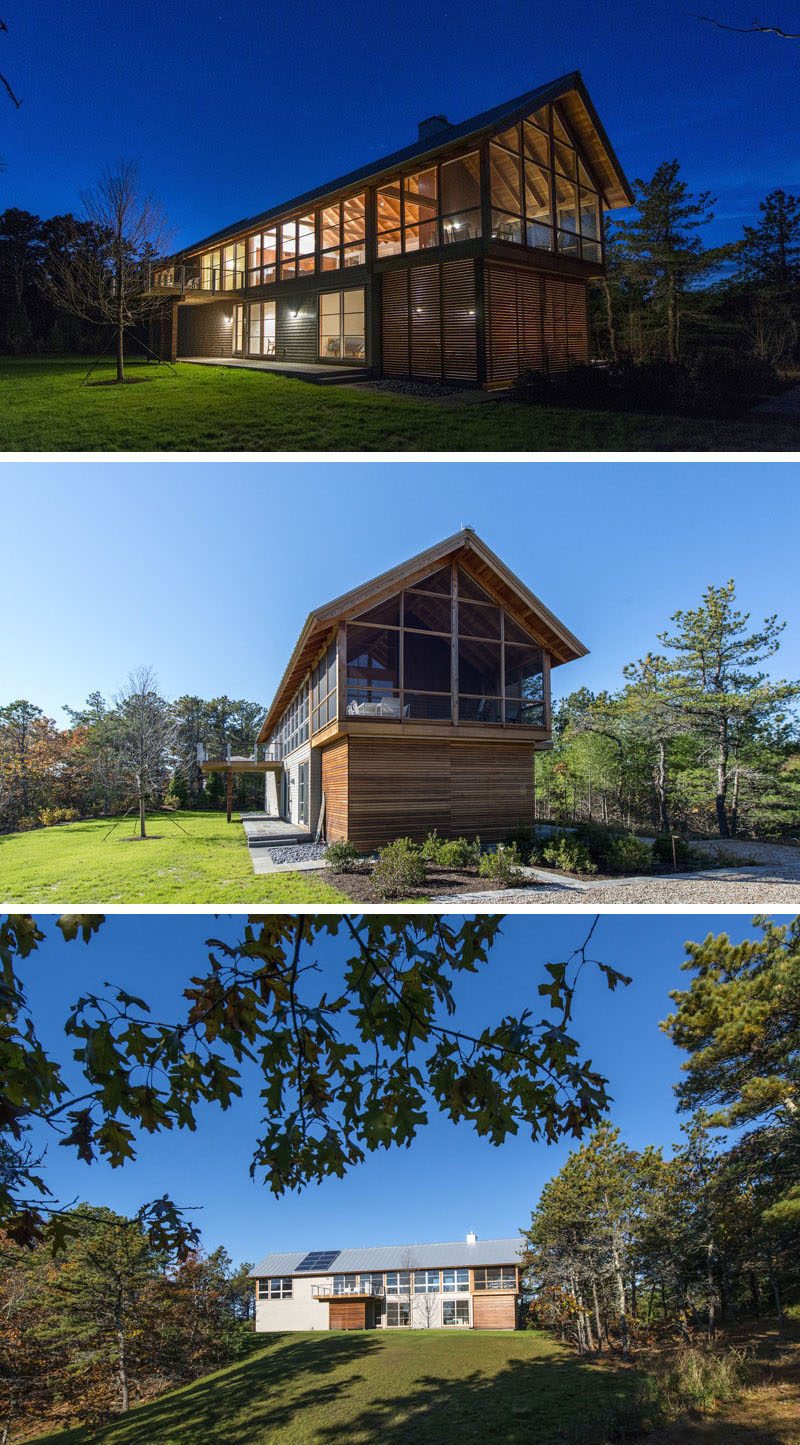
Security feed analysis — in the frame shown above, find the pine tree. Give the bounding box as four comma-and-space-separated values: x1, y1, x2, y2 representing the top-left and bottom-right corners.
738, 190, 800, 289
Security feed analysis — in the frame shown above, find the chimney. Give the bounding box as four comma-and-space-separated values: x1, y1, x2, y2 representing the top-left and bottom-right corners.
418, 114, 451, 144
466, 1230, 477, 1245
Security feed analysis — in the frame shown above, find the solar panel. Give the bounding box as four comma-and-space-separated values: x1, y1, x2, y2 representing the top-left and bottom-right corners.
296, 1250, 340, 1272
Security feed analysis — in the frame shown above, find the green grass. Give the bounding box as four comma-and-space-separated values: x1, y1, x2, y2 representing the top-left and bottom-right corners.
1, 356, 795, 450
27, 1329, 643, 1445
0, 811, 344, 904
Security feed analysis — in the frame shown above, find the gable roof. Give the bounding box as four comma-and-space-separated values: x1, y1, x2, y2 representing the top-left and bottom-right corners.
248, 1236, 524, 1278
256, 527, 588, 744
180, 70, 632, 258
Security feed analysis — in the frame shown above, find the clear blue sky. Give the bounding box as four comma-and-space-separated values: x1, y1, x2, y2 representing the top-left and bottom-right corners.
3, 0, 798, 250
21, 910, 791, 1266
2, 462, 799, 725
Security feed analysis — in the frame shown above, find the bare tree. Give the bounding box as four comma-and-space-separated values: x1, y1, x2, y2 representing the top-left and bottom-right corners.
0, 17, 22, 109
690, 12, 800, 37
42, 160, 173, 383
114, 667, 177, 839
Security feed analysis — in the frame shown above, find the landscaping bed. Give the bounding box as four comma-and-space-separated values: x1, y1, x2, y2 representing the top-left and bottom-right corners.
315, 861, 536, 903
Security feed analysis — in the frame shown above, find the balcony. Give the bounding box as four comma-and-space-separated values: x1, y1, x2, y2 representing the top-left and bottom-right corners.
147, 263, 202, 296
312, 1283, 385, 1299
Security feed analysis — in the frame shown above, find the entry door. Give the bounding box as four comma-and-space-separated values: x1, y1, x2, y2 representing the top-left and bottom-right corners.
297, 761, 309, 826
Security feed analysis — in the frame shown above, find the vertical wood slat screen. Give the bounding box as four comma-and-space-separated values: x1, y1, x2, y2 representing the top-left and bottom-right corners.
486, 266, 588, 380
382, 261, 477, 380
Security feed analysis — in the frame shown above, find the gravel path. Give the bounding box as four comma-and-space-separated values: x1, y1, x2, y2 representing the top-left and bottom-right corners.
432, 878, 800, 905
264, 843, 327, 865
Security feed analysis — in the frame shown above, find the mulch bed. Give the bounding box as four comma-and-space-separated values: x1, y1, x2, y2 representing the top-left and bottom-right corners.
310, 863, 537, 902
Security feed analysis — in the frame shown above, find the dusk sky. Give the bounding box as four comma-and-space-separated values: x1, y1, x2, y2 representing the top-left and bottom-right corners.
21, 911, 787, 1266
2, 0, 797, 251
2, 462, 799, 726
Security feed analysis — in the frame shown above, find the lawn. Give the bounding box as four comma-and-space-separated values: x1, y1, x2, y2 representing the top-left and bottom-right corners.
0, 811, 344, 904
1, 356, 795, 451
26, 1329, 642, 1445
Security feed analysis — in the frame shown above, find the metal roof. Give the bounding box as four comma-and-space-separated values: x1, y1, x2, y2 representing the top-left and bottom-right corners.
249, 1236, 524, 1278
178, 70, 631, 258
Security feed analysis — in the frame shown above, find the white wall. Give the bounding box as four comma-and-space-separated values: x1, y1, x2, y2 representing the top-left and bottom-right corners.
283, 741, 311, 826
254, 1274, 328, 1332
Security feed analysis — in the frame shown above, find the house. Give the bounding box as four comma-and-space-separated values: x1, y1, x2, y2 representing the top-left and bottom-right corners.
249, 1233, 523, 1331
150, 71, 631, 385
253, 528, 587, 848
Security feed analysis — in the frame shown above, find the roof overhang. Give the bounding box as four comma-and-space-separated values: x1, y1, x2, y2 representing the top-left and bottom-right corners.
256, 528, 588, 744
175, 71, 631, 261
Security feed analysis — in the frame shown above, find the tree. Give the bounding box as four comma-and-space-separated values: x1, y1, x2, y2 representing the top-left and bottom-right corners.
656, 581, 800, 836
738, 190, 800, 290
42, 160, 172, 382
114, 666, 178, 838
611, 161, 725, 361
0, 913, 629, 1254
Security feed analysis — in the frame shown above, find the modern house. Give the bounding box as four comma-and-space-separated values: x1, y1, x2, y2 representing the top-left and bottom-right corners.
249, 1233, 523, 1331
150, 71, 631, 385
254, 528, 587, 848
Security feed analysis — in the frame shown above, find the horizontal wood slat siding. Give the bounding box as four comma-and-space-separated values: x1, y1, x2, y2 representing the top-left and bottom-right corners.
176, 302, 233, 359
277, 296, 318, 364
321, 739, 348, 842
473, 1293, 517, 1330
329, 1299, 368, 1330
485, 265, 588, 381
382, 261, 478, 381
345, 738, 534, 850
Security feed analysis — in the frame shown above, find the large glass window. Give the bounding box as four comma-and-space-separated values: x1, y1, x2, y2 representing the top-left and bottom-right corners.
246, 228, 277, 286
333, 1274, 358, 1294
413, 1270, 440, 1294
490, 137, 523, 244
440, 152, 481, 241
201, 248, 221, 291
223, 241, 245, 290
490, 103, 602, 262
443, 1299, 470, 1325
319, 288, 365, 362
267, 677, 309, 759
321, 193, 366, 271
442, 1268, 470, 1293
345, 564, 548, 726
376, 181, 403, 257
234, 304, 244, 353
258, 1277, 293, 1299
385, 1271, 411, 1297
386, 1300, 410, 1326
311, 640, 337, 733
247, 301, 276, 357
359, 1273, 383, 1294
404, 168, 438, 253
473, 1266, 517, 1291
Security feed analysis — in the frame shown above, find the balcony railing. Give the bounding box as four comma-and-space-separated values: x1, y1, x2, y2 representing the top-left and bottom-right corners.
147, 263, 202, 295
312, 1283, 385, 1298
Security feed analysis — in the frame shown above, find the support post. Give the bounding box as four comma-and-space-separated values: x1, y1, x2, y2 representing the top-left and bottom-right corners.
226, 767, 233, 824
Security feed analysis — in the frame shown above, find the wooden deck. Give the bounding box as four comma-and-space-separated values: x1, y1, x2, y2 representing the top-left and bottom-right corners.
177, 357, 369, 383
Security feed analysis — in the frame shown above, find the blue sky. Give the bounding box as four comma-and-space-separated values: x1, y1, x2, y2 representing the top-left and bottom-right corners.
2, 462, 799, 724
20, 911, 790, 1266
3, 0, 798, 251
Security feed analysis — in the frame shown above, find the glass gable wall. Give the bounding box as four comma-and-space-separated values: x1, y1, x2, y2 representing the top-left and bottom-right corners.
345, 564, 547, 725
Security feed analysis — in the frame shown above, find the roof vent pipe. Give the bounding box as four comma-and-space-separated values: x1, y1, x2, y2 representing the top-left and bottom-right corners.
418, 114, 451, 143
466, 1230, 477, 1245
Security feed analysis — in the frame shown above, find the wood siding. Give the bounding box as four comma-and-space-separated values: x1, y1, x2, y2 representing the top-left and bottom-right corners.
176, 301, 234, 359
276, 295, 318, 364
345, 736, 534, 850
473, 1293, 517, 1330
321, 739, 349, 842
329, 1298, 368, 1330
382, 260, 478, 381
485, 265, 588, 382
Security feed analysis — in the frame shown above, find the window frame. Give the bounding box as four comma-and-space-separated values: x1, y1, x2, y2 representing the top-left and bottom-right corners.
257, 1276, 293, 1300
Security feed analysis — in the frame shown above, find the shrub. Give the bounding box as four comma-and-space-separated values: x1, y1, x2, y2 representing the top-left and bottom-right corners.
511, 354, 779, 419
605, 832, 652, 874
37, 806, 80, 827
324, 839, 361, 872
15, 815, 38, 831
437, 837, 480, 869
371, 838, 427, 900
420, 829, 443, 862
651, 833, 696, 869
166, 772, 188, 808
477, 842, 524, 886
538, 833, 597, 875
504, 823, 537, 864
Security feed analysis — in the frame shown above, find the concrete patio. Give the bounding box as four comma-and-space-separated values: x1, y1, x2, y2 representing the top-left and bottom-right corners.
177, 357, 368, 384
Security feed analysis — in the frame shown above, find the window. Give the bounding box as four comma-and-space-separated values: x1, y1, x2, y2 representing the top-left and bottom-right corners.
321, 193, 366, 271
359, 1273, 383, 1294
441, 1268, 470, 1293
234, 304, 244, 353
504, 643, 544, 725
248, 228, 278, 286
386, 1300, 410, 1326
385, 1271, 410, 1296
201, 248, 221, 291
473, 1267, 516, 1291
268, 677, 310, 759
333, 1274, 358, 1294
311, 640, 337, 734
489, 102, 601, 261
404, 168, 438, 253
319, 288, 365, 362
298, 759, 308, 826
223, 241, 245, 290
414, 1269, 440, 1294
490, 134, 523, 245
441, 152, 481, 242
443, 1299, 470, 1325
258, 1277, 293, 1299
247, 301, 276, 357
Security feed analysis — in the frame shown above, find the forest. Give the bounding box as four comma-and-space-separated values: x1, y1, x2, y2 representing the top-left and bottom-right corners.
0, 914, 796, 1440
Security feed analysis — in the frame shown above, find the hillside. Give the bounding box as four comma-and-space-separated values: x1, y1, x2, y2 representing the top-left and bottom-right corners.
26, 1329, 640, 1445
